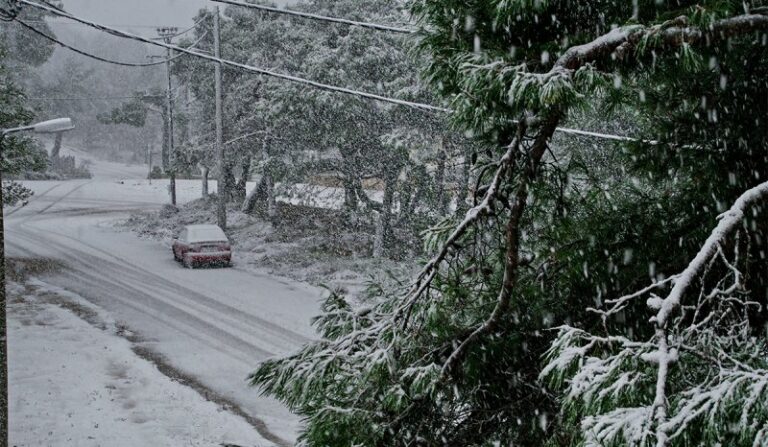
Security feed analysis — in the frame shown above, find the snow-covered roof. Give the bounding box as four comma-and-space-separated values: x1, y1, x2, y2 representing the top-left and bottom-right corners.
185, 225, 228, 243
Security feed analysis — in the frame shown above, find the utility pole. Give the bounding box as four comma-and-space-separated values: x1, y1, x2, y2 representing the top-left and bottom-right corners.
213, 7, 226, 230
157, 26, 178, 206
0, 133, 7, 447
147, 143, 153, 184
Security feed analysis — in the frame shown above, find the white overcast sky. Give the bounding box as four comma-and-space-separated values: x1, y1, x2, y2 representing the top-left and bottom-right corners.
61, 0, 296, 28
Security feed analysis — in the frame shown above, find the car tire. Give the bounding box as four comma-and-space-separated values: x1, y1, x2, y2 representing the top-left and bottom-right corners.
183, 255, 194, 269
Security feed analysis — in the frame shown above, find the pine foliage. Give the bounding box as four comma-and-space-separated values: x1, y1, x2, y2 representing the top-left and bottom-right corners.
248, 1, 768, 445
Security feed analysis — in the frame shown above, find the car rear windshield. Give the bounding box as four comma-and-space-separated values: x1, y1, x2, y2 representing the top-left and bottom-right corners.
186, 226, 228, 243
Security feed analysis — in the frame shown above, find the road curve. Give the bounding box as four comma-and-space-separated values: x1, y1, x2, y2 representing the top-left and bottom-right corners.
6, 157, 321, 446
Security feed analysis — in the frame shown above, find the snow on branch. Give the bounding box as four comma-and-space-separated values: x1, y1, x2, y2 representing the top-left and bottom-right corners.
660, 369, 768, 441
393, 123, 526, 327
543, 180, 768, 447
439, 114, 562, 379
654, 180, 768, 327
583, 406, 652, 447
252, 115, 566, 421
555, 13, 768, 73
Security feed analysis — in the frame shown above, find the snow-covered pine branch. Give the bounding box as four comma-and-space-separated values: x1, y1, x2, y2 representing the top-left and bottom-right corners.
248, 114, 564, 444
543, 180, 768, 446
393, 130, 524, 327
243, 2, 768, 444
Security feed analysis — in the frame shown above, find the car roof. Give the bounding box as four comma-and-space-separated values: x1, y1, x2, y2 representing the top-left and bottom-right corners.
184, 224, 228, 243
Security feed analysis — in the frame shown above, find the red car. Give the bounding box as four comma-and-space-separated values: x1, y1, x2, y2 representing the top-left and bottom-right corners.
172, 224, 232, 268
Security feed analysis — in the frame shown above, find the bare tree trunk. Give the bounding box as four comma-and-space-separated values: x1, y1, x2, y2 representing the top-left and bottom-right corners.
201, 165, 209, 198
342, 174, 358, 212
261, 136, 276, 218
373, 211, 385, 258
234, 156, 251, 204
457, 144, 471, 215
408, 165, 428, 216
266, 171, 276, 219
435, 144, 448, 216
374, 172, 396, 258
242, 136, 276, 217
50, 131, 63, 161
399, 174, 413, 221
339, 146, 360, 223
222, 163, 236, 202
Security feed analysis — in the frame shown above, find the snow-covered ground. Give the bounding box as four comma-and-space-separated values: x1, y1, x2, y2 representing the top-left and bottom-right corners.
8, 280, 268, 447
118, 194, 414, 299
6, 146, 324, 446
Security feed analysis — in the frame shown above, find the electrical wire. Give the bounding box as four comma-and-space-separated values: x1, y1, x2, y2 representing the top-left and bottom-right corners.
554, 126, 660, 144
18, 0, 662, 145
17, 18, 208, 67
157, 17, 205, 39
27, 95, 165, 101
35, 0, 63, 12
19, 0, 445, 113
211, 0, 415, 34
3, 19, 191, 29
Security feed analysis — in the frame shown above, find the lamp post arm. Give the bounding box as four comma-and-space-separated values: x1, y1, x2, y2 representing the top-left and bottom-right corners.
1, 125, 34, 136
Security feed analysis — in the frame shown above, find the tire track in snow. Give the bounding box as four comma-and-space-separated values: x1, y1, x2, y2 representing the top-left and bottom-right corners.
33, 180, 93, 215
7, 230, 280, 361
6, 240, 293, 447
5, 237, 293, 447
33, 226, 312, 348
8, 180, 311, 354
7, 180, 93, 222
5, 182, 64, 217
6, 178, 312, 446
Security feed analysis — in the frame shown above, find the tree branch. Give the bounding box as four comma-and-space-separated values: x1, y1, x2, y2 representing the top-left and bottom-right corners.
441, 113, 562, 380
647, 180, 768, 447
394, 130, 524, 327
555, 13, 768, 72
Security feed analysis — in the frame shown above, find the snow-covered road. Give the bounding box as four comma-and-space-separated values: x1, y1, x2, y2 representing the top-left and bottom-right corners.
6, 149, 322, 446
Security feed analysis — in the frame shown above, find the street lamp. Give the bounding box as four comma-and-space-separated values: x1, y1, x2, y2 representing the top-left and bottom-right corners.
0, 117, 74, 445
1, 117, 74, 136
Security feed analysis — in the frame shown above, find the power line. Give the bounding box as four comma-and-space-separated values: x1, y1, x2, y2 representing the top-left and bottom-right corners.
35, 0, 65, 13
554, 126, 660, 144
27, 95, 165, 101
211, 0, 415, 34
19, 0, 445, 113
4, 19, 192, 29
18, 0, 661, 145
150, 17, 205, 40
16, 18, 177, 67
15, 18, 208, 67
16, 18, 167, 67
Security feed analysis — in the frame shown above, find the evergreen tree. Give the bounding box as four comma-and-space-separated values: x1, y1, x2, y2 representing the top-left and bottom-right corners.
0, 48, 48, 205
249, 1, 768, 446
0, 1, 59, 202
